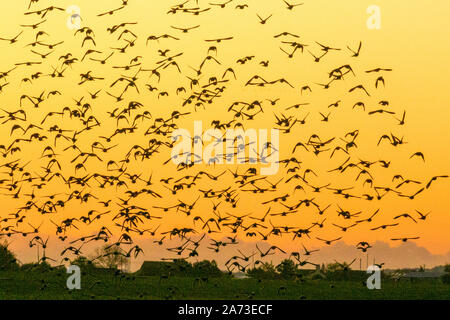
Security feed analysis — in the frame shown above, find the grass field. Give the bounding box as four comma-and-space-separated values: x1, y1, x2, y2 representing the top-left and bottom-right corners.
0, 269, 448, 300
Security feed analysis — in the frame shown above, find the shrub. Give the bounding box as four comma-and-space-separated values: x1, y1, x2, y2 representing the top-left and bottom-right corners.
71, 256, 99, 273
172, 259, 193, 274
247, 262, 278, 280
0, 240, 19, 271
276, 259, 298, 279
442, 274, 450, 284
19, 261, 53, 272
443, 265, 450, 284
192, 260, 223, 277
92, 245, 130, 270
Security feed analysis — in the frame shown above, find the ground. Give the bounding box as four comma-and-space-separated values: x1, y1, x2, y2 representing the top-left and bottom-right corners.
0, 270, 448, 300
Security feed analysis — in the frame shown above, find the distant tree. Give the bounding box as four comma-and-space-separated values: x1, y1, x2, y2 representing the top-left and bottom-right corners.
247, 262, 278, 279
327, 260, 355, 272
0, 239, 19, 271
172, 259, 193, 274
261, 262, 277, 275
326, 262, 342, 273
92, 245, 130, 271
72, 256, 90, 266
72, 256, 97, 271
20, 261, 52, 272
276, 259, 298, 279
443, 265, 450, 284
192, 260, 222, 277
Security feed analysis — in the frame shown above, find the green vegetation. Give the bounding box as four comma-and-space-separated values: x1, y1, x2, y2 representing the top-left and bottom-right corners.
138, 259, 226, 278
0, 241, 19, 271
442, 265, 450, 284
0, 258, 448, 300
1, 245, 448, 300
0, 267, 448, 300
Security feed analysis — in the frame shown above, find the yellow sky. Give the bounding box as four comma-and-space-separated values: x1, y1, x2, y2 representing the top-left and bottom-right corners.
0, 0, 449, 264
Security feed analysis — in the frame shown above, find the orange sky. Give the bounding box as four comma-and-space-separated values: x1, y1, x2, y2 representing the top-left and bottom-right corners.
0, 0, 448, 267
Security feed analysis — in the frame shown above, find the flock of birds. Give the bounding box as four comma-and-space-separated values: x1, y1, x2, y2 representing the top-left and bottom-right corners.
0, 0, 447, 275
